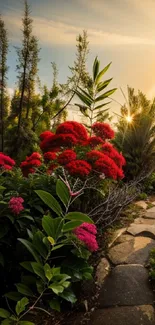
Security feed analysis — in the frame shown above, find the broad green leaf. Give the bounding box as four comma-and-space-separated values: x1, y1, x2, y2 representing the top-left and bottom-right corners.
5, 292, 22, 302
49, 299, 60, 312
0, 252, 4, 266
31, 262, 46, 281
20, 261, 34, 273
0, 309, 10, 319
15, 297, 29, 316
97, 78, 113, 92
63, 221, 82, 232
56, 180, 70, 207
36, 280, 44, 294
18, 320, 35, 325
52, 267, 61, 276
15, 283, 33, 297
42, 216, 63, 241
95, 62, 112, 84
61, 281, 70, 288
83, 272, 93, 280
27, 229, 33, 240
1, 320, 12, 325
95, 88, 117, 102
93, 56, 100, 81
53, 274, 71, 282
35, 190, 62, 216
18, 239, 41, 263
59, 290, 77, 303
0, 186, 5, 191
44, 264, 53, 281
75, 90, 92, 107
32, 231, 48, 258
48, 283, 64, 295
65, 212, 93, 224
51, 244, 64, 251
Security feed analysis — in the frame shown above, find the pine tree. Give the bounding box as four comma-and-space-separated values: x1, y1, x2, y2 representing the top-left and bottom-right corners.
16, 0, 34, 136
0, 15, 8, 152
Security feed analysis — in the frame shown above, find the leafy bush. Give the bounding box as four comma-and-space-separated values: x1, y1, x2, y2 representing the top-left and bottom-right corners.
0, 176, 96, 324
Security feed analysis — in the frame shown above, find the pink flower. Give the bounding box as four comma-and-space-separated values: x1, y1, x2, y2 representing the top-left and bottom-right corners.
73, 222, 98, 252
9, 197, 24, 215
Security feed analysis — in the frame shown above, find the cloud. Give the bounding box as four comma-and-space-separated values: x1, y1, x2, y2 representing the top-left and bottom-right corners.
3, 12, 155, 47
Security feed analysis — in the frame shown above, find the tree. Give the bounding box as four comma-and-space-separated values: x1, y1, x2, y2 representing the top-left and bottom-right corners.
75, 57, 116, 130
16, 0, 38, 136
114, 87, 155, 179
0, 15, 8, 152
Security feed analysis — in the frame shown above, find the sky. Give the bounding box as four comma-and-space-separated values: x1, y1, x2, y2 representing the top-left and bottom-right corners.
1, 0, 155, 115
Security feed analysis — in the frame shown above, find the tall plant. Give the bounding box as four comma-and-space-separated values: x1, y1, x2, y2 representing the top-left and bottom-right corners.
0, 15, 8, 152
75, 57, 116, 129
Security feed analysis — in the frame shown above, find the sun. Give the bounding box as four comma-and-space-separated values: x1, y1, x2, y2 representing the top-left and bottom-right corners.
125, 115, 133, 123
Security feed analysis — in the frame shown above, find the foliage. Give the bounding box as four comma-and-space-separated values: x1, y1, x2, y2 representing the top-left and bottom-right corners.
149, 248, 155, 280
75, 57, 116, 128
114, 87, 155, 180
0, 175, 96, 324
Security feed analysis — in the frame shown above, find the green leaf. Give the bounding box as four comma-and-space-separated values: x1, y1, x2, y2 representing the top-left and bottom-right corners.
31, 262, 46, 281
0, 309, 10, 319
94, 101, 111, 110
42, 216, 63, 241
97, 78, 113, 92
5, 292, 22, 302
35, 190, 62, 216
56, 180, 70, 207
93, 56, 100, 81
0, 186, 6, 191
95, 88, 117, 102
61, 281, 70, 288
15, 297, 29, 316
59, 290, 77, 303
95, 62, 112, 84
83, 272, 93, 280
48, 283, 64, 295
18, 239, 41, 263
19, 320, 34, 325
65, 212, 93, 224
0, 252, 4, 266
79, 106, 89, 117
49, 299, 60, 312
44, 264, 53, 281
20, 262, 34, 273
15, 283, 33, 297
1, 320, 12, 325
63, 221, 82, 232
36, 280, 44, 294
75, 90, 92, 107
51, 244, 64, 251
32, 231, 48, 259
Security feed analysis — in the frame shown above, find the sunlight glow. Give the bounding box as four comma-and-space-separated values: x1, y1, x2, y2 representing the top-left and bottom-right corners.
125, 115, 133, 123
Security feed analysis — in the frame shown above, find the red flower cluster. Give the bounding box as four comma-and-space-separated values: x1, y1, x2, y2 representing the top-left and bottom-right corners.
0, 153, 15, 170
92, 122, 115, 140
87, 136, 104, 148
9, 197, 24, 215
43, 152, 57, 162
94, 155, 120, 180
66, 160, 92, 178
40, 131, 54, 141
56, 121, 88, 143
101, 143, 126, 168
73, 222, 98, 252
57, 150, 76, 165
20, 152, 42, 177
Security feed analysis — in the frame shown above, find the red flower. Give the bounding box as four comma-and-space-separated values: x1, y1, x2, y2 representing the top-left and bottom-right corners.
44, 152, 57, 162
20, 153, 42, 177
26, 152, 42, 161
40, 131, 54, 141
66, 160, 92, 178
86, 150, 105, 162
117, 167, 125, 179
41, 134, 77, 152
57, 149, 76, 165
87, 136, 104, 148
9, 197, 24, 215
47, 163, 57, 174
0, 153, 15, 170
92, 122, 115, 140
94, 154, 119, 179
101, 143, 126, 167
73, 222, 98, 252
56, 121, 88, 143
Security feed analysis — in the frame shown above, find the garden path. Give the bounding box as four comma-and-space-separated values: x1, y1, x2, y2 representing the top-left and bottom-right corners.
89, 203, 155, 325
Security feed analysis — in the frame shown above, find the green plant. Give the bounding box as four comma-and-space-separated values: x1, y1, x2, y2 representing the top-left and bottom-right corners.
149, 248, 155, 280
75, 57, 116, 128
0, 179, 95, 324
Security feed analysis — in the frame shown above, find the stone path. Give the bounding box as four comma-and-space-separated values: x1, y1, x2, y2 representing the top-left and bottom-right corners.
89, 203, 155, 325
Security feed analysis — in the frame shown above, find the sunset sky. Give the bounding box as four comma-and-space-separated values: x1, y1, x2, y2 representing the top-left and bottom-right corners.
1, 0, 155, 114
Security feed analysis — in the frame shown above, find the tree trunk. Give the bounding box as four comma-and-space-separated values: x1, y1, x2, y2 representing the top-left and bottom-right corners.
0, 70, 4, 152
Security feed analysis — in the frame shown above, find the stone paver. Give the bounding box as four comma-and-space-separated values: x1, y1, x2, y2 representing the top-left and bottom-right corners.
127, 224, 155, 239
90, 305, 155, 325
108, 237, 155, 265
144, 212, 155, 219
134, 218, 155, 225
146, 207, 155, 213
135, 201, 148, 209
96, 258, 110, 286
98, 265, 154, 307
108, 228, 127, 248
